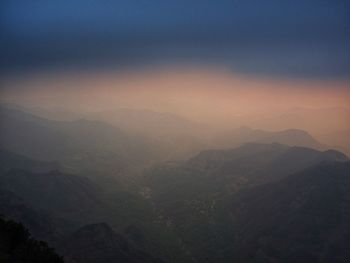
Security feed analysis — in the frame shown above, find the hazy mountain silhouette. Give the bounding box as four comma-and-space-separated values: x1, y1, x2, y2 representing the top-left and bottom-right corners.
246, 107, 350, 134
0, 148, 60, 174
90, 108, 204, 136
187, 143, 348, 186
84, 108, 208, 160
1, 104, 349, 262
213, 126, 323, 149
0, 169, 103, 222
143, 143, 348, 262
0, 106, 159, 175
0, 149, 191, 263
231, 161, 350, 263
186, 143, 347, 184
244, 107, 350, 154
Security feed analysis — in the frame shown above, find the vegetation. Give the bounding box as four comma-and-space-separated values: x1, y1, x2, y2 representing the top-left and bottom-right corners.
0, 216, 63, 263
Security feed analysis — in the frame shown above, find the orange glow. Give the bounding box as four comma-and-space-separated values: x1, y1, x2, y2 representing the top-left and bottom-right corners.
2, 66, 349, 119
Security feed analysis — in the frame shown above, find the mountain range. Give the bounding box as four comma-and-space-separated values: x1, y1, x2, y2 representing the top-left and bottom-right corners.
142, 143, 348, 262
213, 126, 323, 149
0, 105, 349, 263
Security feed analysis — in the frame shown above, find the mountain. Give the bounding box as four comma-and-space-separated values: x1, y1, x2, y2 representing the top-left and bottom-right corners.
0, 149, 191, 263
255, 107, 350, 133
0, 148, 60, 174
0, 169, 102, 222
88, 108, 209, 160
213, 127, 323, 150
244, 107, 350, 154
0, 189, 73, 245
0, 216, 63, 263
231, 161, 350, 263
142, 143, 348, 262
0, 148, 101, 221
0, 104, 210, 162
58, 223, 165, 263
188, 143, 348, 185
89, 108, 205, 137
0, 106, 158, 175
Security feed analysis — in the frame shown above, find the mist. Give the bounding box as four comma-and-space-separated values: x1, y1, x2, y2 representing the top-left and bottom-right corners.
2, 66, 350, 153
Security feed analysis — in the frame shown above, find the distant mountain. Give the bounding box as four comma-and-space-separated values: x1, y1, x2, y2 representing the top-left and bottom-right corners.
247, 107, 350, 134
2, 103, 206, 139
0, 216, 64, 263
188, 143, 348, 185
0, 148, 60, 174
0, 106, 159, 175
145, 143, 348, 213
89, 108, 205, 137
88, 108, 209, 160
318, 129, 350, 156
59, 223, 165, 263
213, 127, 323, 150
244, 107, 350, 153
0, 103, 84, 121
231, 161, 350, 263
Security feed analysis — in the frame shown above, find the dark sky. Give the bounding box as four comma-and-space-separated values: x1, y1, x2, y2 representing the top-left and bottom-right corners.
1, 0, 350, 79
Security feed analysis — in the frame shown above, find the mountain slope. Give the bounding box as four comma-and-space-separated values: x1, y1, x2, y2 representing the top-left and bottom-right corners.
231, 161, 350, 263
0, 148, 60, 174
0, 189, 69, 244
0, 216, 63, 263
0, 169, 102, 222
59, 223, 165, 263
0, 106, 157, 175
143, 143, 348, 262
0, 149, 192, 263
214, 127, 323, 149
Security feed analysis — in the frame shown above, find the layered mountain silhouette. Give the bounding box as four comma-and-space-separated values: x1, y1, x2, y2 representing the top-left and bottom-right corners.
0, 148, 60, 174
143, 143, 348, 262
147, 143, 348, 201
231, 161, 350, 263
213, 126, 323, 149
0, 149, 190, 262
1, 105, 350, 263
0, 106, 159, 175
188, 143, 348, 185
0, 169, 102, 222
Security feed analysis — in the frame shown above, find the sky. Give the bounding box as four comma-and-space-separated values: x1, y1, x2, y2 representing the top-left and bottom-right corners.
2, 67, 350, 118
1, 0, 350, 79
1, 0, 349, 134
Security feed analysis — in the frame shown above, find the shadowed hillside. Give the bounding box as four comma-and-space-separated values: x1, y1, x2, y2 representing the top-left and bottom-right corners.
0, 216, 63, 263
231, 161, 350, 263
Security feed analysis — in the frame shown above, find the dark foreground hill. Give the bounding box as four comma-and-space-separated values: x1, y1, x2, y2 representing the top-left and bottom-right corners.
0, 149, 189, 263
0, 216, 63, 263
58, 223, 165, 263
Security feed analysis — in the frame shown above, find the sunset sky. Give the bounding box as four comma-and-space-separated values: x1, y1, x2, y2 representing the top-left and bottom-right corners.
1, 0, 349, 128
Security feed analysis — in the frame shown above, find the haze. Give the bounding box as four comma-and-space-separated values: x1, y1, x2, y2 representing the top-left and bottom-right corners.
2, 66, 350, 149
